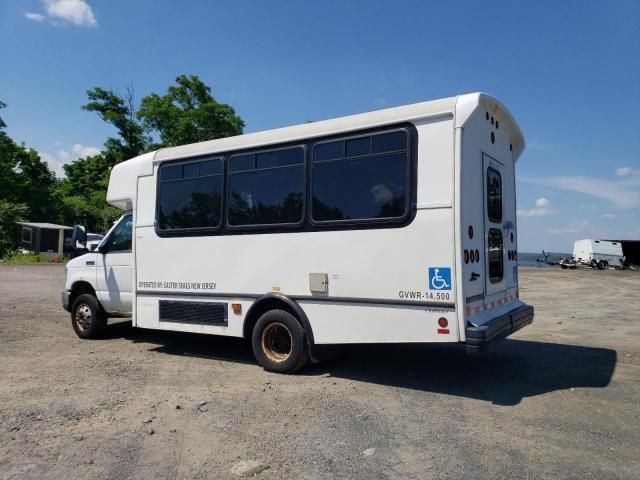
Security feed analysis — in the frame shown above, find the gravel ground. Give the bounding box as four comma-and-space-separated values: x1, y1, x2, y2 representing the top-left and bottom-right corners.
0, 264, 638, 479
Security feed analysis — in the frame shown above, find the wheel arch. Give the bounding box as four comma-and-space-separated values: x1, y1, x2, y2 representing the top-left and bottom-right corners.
243, 293, 317, 358
69, 281, 98, 310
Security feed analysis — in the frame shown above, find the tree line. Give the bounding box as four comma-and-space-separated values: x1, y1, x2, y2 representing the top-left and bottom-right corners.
0, 75, 244, 257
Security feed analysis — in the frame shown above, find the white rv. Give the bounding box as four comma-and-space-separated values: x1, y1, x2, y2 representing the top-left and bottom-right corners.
573, 239, 624, 267
62, 93, 534, 373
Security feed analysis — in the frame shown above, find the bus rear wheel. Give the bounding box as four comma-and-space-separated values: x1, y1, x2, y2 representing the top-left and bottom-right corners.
252, 309, 308, 373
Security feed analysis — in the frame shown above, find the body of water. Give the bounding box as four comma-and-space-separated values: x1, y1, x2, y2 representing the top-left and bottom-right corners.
518, 252, 570, 267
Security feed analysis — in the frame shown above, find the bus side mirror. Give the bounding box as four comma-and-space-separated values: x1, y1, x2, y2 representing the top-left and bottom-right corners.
71, 225, 87, 250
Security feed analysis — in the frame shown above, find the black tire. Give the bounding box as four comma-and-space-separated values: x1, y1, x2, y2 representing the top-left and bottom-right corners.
71, 294, 107, 339
251, 309, 309, 373
597, 260, 606, 270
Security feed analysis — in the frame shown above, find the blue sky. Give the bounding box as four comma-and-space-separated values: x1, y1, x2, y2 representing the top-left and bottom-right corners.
1, 0, 639, 252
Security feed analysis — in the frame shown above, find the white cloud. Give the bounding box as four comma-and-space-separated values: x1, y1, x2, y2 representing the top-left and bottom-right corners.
546, 226, 579, 236
535, 197, 549, 208
28, 0, 97, 27
546, 220, 592, 236
45, 0, 96, 26
615, 166, 640, 177
71, 143, 101, 158
40, 143, 101, 178
371, 184, 393, 204
25, 12, 45, 22
517, 197, 552, 217
602, 213, 616, 219
521, 175, 640, 209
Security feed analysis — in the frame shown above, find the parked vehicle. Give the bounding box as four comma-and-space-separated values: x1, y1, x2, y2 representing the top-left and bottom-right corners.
86, 233, 104, 251
573, 239, 624, 268
559, 257, 577, 269
62, 93, 534, 373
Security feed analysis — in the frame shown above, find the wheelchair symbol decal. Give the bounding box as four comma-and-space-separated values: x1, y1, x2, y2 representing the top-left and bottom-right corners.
428, 267, 451, 291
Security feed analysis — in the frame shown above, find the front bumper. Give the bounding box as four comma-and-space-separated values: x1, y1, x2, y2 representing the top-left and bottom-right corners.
61, 290, 71, 312
466, 304, 534, 354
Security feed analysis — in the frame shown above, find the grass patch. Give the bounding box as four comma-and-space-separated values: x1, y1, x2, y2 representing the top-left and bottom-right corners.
1, 252, 69, 264
2, 252, 45, 263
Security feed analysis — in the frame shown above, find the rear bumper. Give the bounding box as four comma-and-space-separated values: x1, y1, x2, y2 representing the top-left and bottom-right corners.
61, 290, 71, 312
465, 304, 534, 354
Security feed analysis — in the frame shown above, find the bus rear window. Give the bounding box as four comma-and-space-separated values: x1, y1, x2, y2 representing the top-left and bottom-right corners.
487, 167, 502, 223
488, 228, 504, 283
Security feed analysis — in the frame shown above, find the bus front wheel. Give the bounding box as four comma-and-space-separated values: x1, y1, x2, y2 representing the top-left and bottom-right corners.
71, 294, 106, 339
252, 309, 309, 373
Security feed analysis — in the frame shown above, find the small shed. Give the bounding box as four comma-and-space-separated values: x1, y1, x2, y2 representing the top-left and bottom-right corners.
16, 222, 74, 260
604, 239, 640, 266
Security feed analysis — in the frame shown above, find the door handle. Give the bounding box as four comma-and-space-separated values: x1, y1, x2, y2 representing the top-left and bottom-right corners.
86, 261, 95, 266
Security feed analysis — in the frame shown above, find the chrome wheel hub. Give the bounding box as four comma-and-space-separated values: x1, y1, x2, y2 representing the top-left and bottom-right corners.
75, 304, 92, 331
261, 322, 292, 363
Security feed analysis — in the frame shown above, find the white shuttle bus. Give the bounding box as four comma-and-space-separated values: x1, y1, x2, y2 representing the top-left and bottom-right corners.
62, 93, 534, 373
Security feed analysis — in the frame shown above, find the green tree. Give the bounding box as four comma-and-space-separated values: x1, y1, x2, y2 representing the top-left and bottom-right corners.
0, 101, 19, 200
0, 200, 28, 257
54, 152, 121, 232
12, 146, 57, 221
0, 100, 6, 130
0, 101, 21, 200
58, 191, 120, 233
58, 153, 112, 198
138, 74, 244, 147
68, 75, 244, 232
0, 101, 58, 223
83, 86, 148, 161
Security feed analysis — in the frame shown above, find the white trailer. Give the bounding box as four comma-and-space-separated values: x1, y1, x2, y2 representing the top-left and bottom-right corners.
62, 93, 534, 372
573, 239, 624, 266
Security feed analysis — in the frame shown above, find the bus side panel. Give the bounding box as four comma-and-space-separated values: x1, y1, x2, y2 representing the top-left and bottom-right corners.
134, 174, 156, 326
133, 118, 459, 344
303, 302, 458, 344
414, 116, 455, 208
133, 209, 456, 342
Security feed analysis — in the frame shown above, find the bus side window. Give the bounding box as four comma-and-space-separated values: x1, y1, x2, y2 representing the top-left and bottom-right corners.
227, 147, 305, 227
311, 130, 410, 223
157, 158, 223, 231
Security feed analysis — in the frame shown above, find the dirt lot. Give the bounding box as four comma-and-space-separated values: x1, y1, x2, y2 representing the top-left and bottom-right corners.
0, 264, 638, 479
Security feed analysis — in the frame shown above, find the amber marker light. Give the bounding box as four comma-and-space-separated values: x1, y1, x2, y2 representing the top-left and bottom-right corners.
232, 303, 242, 315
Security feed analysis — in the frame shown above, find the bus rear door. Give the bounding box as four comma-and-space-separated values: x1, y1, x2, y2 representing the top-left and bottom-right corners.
483, 153, 507, 298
